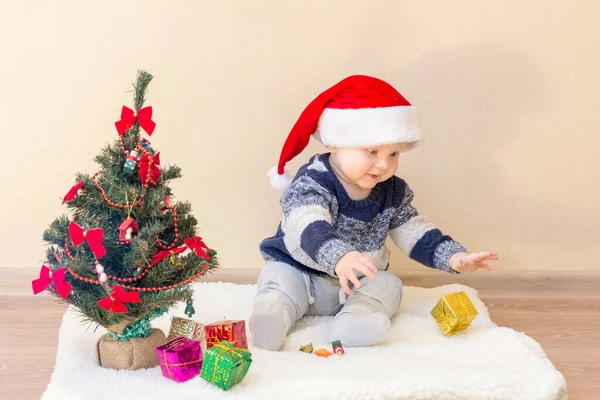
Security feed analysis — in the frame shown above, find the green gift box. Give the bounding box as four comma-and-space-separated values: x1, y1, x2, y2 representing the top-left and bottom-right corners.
200, 340, 252, 390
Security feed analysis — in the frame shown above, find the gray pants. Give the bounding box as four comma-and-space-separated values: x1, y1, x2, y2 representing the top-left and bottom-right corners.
253, 260, 403, 348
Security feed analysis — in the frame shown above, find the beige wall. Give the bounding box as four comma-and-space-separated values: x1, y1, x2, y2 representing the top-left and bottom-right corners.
1, 1, 599, 272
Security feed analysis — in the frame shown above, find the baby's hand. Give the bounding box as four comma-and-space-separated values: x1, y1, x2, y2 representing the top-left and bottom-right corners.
450, 252, 499, 273
334, 251, 378, 295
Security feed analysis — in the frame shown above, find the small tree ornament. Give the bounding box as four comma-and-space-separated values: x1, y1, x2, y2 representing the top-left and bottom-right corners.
332, 340, 345, 355
184, 298, 196, 317
95, 262, 108, 283
118, 217, 139, 243
123, 149, 139, 175
160, 195, 172, 214
299, 343, 313, 353
140, 138, 153, 152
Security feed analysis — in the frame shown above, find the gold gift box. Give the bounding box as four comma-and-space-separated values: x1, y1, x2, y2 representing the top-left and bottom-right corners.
430, 291, 478, 335
167, 316, 207, 354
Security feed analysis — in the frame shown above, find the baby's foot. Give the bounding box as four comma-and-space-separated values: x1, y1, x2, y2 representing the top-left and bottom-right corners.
329, 311, 390, 347
250, 292, 287, 351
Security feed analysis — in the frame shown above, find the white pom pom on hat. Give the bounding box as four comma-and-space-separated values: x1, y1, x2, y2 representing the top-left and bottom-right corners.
268, 75, 422, 190
267, 166, 294, 190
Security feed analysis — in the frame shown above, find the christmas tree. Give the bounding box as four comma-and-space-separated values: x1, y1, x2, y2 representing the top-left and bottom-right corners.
33, 71, 218, 351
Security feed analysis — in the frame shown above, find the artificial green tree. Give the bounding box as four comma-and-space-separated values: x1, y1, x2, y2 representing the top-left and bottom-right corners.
34, 71, 218, 350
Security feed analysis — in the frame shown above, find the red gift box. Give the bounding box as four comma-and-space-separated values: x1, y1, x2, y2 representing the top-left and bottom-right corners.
204, 319, 247, 349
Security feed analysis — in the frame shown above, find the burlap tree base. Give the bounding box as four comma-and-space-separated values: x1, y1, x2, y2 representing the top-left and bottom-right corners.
96, 328, 167, 370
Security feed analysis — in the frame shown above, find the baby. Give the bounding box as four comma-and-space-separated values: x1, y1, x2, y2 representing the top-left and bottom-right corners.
251, 75, 498, 351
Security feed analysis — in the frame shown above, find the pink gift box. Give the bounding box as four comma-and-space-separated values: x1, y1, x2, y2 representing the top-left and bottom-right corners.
156, 336, 203, 382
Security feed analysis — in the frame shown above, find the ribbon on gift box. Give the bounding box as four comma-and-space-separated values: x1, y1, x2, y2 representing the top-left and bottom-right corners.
160, 358, 203, 380
207, 336, 245, 346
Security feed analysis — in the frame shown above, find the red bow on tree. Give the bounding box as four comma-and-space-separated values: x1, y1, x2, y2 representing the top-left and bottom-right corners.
184, 236, 211, 259
151, 246, 187, 266
32, 265, 72, 300
62, 181, 84, 205
68, 221, 106, 259
115, 106, 156, 136
138, 152, 161, 185
97, 286, 141, 313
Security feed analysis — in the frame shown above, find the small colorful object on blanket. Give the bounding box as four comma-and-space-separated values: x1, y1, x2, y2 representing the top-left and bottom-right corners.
204, 318, 247, 349
199, 340, 252, 390
332, 340, 345, 355
314, 348, 333, 358
299, 343, 313, 353
168, 316, 207, 354
156, 336, 203, 383
430, 291, 479, 335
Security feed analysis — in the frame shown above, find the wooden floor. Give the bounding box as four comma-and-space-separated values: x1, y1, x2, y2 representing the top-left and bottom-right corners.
2, 268, 599, 399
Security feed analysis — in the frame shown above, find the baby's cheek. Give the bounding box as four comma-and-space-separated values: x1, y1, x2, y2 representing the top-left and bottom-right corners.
347, 164, 366, 180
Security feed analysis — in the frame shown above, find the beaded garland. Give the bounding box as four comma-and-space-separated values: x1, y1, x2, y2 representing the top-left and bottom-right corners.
67, 260, 209, 292
58, 115, 204, 293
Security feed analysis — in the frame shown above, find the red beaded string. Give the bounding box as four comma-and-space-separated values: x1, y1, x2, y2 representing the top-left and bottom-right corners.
53, 250, 64, 263
92, 170, 150, 210
119, 134, 154, 178
155, 206, 179, 250
69, 161, 164, 281
119, 134, 153, 166
106, 267, 150, 282
67, 267, 103, 285
145, 156, 159, 186
67, 261, 210, 292
118, 262, 210, 292
64, 238, 150, 282
64, 239, 75, 260
67, 133, 170, 286
136, 137, 152, 156
118, 135, 128, 154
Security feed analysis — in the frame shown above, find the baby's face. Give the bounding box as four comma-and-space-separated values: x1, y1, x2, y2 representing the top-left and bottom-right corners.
330, 142, 408, 189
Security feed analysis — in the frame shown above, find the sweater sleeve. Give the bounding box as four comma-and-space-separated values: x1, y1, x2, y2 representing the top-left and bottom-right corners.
388, 181, 466, 273
280, 174, 355, 276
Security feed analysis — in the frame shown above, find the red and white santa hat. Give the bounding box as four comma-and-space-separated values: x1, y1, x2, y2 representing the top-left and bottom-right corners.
268, 75, 422, 189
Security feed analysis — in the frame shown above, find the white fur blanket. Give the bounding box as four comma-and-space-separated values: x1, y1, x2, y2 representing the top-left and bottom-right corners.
42, 282, 567, 400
